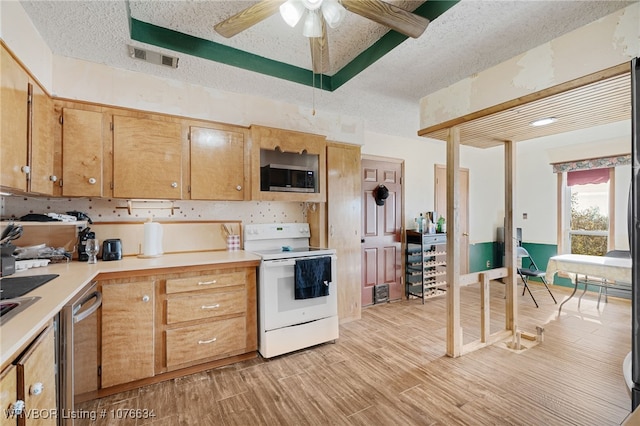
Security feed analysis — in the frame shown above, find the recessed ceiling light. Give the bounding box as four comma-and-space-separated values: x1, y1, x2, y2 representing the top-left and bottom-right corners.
530, 117, 558, 127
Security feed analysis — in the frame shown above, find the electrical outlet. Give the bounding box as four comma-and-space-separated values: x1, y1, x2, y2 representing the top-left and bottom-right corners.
486, 260, 491, 268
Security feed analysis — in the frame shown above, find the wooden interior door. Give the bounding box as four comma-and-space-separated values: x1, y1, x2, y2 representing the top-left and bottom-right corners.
435, 164, 469, 274
361, 157, 403, 306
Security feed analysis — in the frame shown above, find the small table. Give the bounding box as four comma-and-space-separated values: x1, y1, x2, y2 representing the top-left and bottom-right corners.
545, 254, 632, 314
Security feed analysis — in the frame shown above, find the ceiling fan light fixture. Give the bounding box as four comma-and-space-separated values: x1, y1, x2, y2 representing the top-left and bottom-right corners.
302, 9, 323, 38
280, 0, 305, 27
321, 0, 346, 28
302, 0, 324, 11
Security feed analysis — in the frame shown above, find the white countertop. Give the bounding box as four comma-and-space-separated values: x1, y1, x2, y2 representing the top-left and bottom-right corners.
0, 250, 261, 368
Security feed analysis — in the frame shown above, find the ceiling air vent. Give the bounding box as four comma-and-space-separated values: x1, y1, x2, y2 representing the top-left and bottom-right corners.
128, 45, 179, 69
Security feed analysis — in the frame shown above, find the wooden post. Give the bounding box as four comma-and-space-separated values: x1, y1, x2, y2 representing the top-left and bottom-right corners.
556, 173, 565, 255
504, 140, 517, 332
446, 127, 461, 357
480, 272, 490, 343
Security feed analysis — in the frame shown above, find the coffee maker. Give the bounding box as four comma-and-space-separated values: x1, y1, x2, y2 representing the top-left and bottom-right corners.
77, 227, 95, 262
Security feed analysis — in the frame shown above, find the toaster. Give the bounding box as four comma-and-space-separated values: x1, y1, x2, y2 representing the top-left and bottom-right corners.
102, 239, 122, 261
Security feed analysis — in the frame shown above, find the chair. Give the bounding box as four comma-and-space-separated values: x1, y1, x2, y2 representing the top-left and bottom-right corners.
597, 250, 632, 308
517, 246, 557, 308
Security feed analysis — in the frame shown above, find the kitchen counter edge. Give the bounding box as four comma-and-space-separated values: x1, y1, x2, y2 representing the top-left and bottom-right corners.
0, 250, 261, 369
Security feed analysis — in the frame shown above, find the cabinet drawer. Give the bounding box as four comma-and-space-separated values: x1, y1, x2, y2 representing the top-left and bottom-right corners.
166, 289, 246, 324
166, 317, 246, 367
165, 271, 245, 294
422, 234, 446, 245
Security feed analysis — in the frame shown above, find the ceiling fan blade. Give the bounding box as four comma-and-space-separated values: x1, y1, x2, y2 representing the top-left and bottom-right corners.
310, 20, 330, 74
214, 0, 286, 38
341, 0, 430, 38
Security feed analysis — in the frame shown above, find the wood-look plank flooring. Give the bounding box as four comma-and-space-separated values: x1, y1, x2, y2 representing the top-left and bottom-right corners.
77, 281, 633, 425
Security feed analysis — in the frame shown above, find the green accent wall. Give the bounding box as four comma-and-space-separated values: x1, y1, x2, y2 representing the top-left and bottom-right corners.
468, 241, 573, 289
129, 1, 459, 90
469, 242, 495, 273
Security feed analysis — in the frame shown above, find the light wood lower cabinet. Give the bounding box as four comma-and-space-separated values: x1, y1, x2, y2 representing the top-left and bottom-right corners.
166, 317, 246, 368
0, 364, 17, 426
96, 264, 257, 392
15, 325, 57, 426
100, 280, 155, 388
161, 267, 255, 371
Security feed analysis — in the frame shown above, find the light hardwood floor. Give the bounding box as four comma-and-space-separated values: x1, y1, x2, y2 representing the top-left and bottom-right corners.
77, 281, 633, 425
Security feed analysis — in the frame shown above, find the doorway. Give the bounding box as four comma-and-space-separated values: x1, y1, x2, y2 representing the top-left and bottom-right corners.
361, 156, 403, 306
434, 164, 470, 274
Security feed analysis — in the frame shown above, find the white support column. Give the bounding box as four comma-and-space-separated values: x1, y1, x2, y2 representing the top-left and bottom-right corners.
446, 126, 462, 357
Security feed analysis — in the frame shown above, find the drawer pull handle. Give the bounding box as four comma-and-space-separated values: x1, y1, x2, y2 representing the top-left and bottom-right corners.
201, 304, 220, 310
198, 280, 217, 285
198, 337, 217, 344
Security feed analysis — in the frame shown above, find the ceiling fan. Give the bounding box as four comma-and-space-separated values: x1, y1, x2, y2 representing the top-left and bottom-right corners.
214, 0, 430, 74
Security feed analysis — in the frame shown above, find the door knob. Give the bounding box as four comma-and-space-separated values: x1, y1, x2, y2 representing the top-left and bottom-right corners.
463, 232, 469, 236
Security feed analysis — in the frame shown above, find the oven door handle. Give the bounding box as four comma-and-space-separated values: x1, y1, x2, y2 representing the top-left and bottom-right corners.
262, 255, 335, 268
73, 291, 102, 324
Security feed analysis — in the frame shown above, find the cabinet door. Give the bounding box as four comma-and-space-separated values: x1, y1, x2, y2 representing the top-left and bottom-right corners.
101, 280, 155, 388
1, 47, 29, 191
112, 115, 182, 199
327, 143, 362, 322
15, 325, 56, 426
61, 108, 104, 197
29, 82, 55, 195
0, 365, 18, 426
190, 126, 245, 200
249, 125, 326, 202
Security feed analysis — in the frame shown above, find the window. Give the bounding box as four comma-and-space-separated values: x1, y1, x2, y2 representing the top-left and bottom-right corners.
554, 154, 630, 256
567, 168, 610, 256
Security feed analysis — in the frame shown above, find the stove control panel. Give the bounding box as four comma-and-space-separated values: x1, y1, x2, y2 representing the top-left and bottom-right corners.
244, 223, 310, 241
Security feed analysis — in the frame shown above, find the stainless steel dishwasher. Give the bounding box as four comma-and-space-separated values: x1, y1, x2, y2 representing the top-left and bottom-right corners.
57, 281, 101, 425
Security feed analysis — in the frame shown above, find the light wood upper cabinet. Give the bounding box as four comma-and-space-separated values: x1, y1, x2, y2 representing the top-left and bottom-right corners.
1, 47, 30, 191
112, 115, 182, 199
250, 125, 326, 202
101, 280, 155, 388
29, 82, 56, 195
189, 125, 248, 200
60, 108, 105, 197
1, 46, 56, 195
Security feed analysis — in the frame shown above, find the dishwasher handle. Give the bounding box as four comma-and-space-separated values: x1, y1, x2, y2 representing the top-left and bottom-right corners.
73, 290, 102, 324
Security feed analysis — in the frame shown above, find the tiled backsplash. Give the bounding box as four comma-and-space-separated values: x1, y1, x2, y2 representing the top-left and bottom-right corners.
1, 196, 307, 224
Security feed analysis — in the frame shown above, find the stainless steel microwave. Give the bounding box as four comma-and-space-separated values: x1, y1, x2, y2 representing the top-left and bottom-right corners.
260, 164, 315, 193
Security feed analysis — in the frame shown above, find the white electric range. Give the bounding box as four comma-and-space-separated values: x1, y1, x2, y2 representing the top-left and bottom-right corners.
244, 223, 338, 358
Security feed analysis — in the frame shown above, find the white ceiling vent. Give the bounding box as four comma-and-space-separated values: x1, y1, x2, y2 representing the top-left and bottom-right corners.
128, 45, 179, 69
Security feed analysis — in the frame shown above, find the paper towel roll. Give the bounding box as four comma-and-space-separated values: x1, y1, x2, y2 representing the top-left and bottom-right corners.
143, 222, 163, 256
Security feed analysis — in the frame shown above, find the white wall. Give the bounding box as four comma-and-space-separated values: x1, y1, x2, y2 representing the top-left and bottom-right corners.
512, 120, 631, 247
0, 1, 53, 89
420, 3, 640, 129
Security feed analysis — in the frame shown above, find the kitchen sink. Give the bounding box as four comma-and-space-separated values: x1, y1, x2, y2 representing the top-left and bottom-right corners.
0, 296, 40, 325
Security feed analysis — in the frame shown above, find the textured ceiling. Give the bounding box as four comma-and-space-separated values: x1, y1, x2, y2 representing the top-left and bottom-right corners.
19, 0, 635, 141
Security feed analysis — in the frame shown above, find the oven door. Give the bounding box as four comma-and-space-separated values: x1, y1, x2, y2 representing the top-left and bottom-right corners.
259, 254, 337, 331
